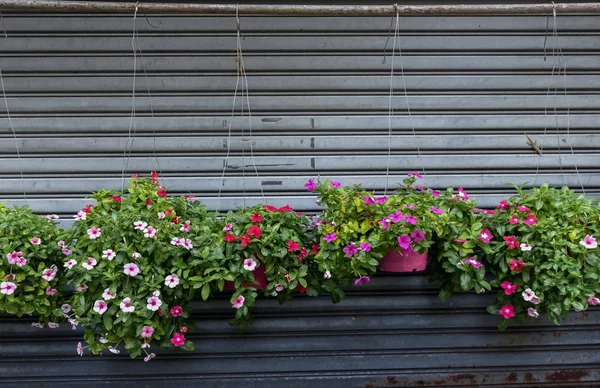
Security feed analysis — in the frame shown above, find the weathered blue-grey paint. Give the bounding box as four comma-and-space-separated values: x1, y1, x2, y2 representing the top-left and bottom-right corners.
0, 6, 598, 387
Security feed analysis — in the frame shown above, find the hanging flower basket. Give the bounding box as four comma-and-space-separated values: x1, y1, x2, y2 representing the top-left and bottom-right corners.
378, 248, 428, 273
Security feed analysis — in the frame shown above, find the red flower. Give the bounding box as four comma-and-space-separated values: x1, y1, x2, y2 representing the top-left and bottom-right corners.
132, 173, 140, 178
298, 247, 308, 263
287, 240, 299, 252
296, 212, 303, 217
170, 333, 185, 347
517, 205, 531, 213
311, 244, 320, 256
172, 216, 182, 224
112, 195, 122, 203
508, 215, 520, 225
509, 258, 525, 271
170, 305, 183, 317
145, 198, 153, 206
523, 213, 538, 226
264, 205, 278, 212
166, 208, 173, 215
278, 205, 293, 213
250, 212, 262, 223
239, 234, 252, 247
157, 190, 167, 198
503, 236, 520, 250
150, 171, 160, 185
247, 225, 261, 239
497, 200, 510, 210
224, 232, 236, 243
82, 204, 94, 214
296, 284, 308, 294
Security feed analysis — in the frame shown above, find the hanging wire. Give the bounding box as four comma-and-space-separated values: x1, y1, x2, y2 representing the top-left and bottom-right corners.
383, 5, 399, 195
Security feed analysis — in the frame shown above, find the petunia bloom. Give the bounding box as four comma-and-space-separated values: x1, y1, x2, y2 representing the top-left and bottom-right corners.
580, 235, 598, 249
243, 258, 257, 271
165, 274, 180, 288
499, 305, 515, 319
232, 295, 245, 309
500, 281, 518, 295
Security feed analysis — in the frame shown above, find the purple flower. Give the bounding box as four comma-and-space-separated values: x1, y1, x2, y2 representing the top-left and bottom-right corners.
323, 233, 337, 243
398, 234, 412, 250
407, 172, 423, 179
404, 216, 418, 225
330, 181, 341, 188
363, 195, 375, 206
388, 211, 406, 223
378, 218, 391, 230
429, 206, 444, 215
457, 187, 469, 200
431, 190, 440, 197
360, 242, 371, 252
343, 242, 358, 258
465, 257, 482, 268
304, 179, 317, 192
375, 196, 388, 205
410, 229, 425, 243
354, 276, 370, 286
404, 204, 416, 210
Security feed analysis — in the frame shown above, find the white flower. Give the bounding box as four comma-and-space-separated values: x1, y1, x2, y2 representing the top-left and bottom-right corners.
61, 304, 72, 314
243, 258, 257, 271
57, 240, 66, 248
134, 221, 148, 230
108, 346, 120, 354
520, 243, 532, 251
141, 343, 150, 349
170, 237, 182, 246
41, 266, 57, 281
152, 290, 160, 297
74, 211, 87, 221
77, 342, 83, 356
64, 259, 77, 270
123, 262, 140, 277
1, 281, 17, 295
99, 337, 108, 344
31, 322, 44, 329
87, 226, 101, 239
143, 226, 157, 239
157, 212, 165, 219
68, 318, 78, 330
102, 249, 116, 261
132, 252, 142, 259
120, 297, 135, 313
75, 284, 88, 292
275, 284, 284, 292
271, 291, 278, 296
324, 271, 332, 279
181, 239, 193, 250
164, 274, 180, 288
528, 307, 539, 318
93, 300, 108, 315
102, 288, 116, 300
522, 288, 540, 304
48, 322, 59, 329
81, 257, 97, 270
144, 353, 156, 362
580, 235, 598, 249
146, 296, 162, 311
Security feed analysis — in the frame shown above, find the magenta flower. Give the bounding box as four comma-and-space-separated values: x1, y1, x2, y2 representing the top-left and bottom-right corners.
499, 305, 515, 319
404, 204, 416, 209
170, 305, 183, 317
407, 172, 423, 179
323, 233, 337, 243
580, 235, 598, 249
354, 276, 370, 286
398, 234, 412, 250
388, 211, 405, 223
232, 295, 245, 309
123, 263, 140, 277
93, 300, 108, 315
497, 200, 510, 210
588, 296, 600, 306
508, 215, 520, 225
362, 195, 375, 206
30, 237, 41, 245
517, 205, 531, 213
330, 181, 341, 188
500, 281, 518, 295
45, 287, 57, 296
504, 236, 520, 250
457, 187, 469, 200
510, 258, 525, 272
87, 226, 101, 239
523, 214, 538, 226
410, 229, 425, 243
180, 326, 188, 333
6, 251, 22, 265
429, 206, 444, 215
378, 218, 391, 230
0, 281, 17, 295
465, 257, 482, 268
431, 190, 440, 197
483, 210, 497, 215
15, 256, 27, 267
343, 242, 358, 258
304, 179, 317, 192
404, 216, 418, 225
478, 230, 493, 243
171, 333, 185, 347
141, 325, 154, 338
360, 242, 371, 252
375, 196, 388, 205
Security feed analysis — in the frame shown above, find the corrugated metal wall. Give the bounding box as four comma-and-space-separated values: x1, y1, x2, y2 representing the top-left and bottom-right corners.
1, 6, 599, 387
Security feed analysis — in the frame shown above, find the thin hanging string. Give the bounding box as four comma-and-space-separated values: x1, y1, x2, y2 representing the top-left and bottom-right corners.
550, 4, 565, 187
553, 6, 585, 194
383, 6, 399, 195
236, 6, 247, 208
239, 29, 266, 204
216, 5, 242, 214
121, 2, 139, 192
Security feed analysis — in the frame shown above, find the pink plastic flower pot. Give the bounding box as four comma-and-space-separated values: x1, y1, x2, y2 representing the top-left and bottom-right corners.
223, 262, 268, 291
378, 249, 428, 273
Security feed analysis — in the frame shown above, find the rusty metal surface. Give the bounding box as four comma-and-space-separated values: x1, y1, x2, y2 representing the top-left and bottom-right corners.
2, 0, 600, 15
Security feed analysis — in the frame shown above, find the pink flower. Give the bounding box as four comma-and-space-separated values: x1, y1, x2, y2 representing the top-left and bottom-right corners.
75, 284, 88, 292
119, 297, 135, 313
404, 216, 418, 225
82, 257, 97, 270
243, 258, 257, 271
4, 274, 15, 280
0, 281, 17, 295
398, 234, 412, 250
146, 296, 162, 311
158, 212, 166, 219
287, 240, 299, 252
102, 288, 116, 300
45, 287, 57, 296
181, 239, 193, 250
171, 237, 182, 246
304, 179, 317, 192
343, 242, 358, 258
31, 322, 44, 329
330, 181, 341, 188
588, 296, 600, 306
170, 305, 183, 317
497, 200, 510, 210
102, 249, 116, 260
93, 300, 108, 315
134, 220, 148, 230
404, 204, 416, 209
523, 214, 538, 226
429, 206, 444, 215
144, 353, 156, 362
58, 241, 66, 248
165, 274, 180, 288
6, 251, 22, 265
388, 211, 405, 223
465, 257, 482, 268
62, 248, 72, 256
223, 223, 233, 231
431, 190, 440, 197
123, 263, 140, 277
77, 342, 83, 356
141, 326, 154, 338
517, 205, 530, 213
87, 226, 101, 239
509, 258, 525, 272
362, 195, 375, 206
580, 235, 598, 249
29, 237, 41, 245
528, 307, 539, 318
143, 226, 157, 239
180, 326, 188, 333
499, 304, 515, 319
407, 171, 423, 179
410, 229, 425, 243
500, 282, 518, 295
483, 210, 497, 215
354, 276, 370, 286
360, 242, 371, 252
47, 322, 59, 329
457, 187, 469, 200
45, 214, 59, 220
15, 256, 27, 267
180, 220, 191, 233
171, 333, 185, 347
378, 218, 391, 230
61, 304, 72, 313
478, 230, 493, 243
508, 215, 520, 225
503, 236, 520, 250
522, 288, 540, 304
233, 295, 245, 309
323, 233, 337, 243
132, 252, 141, 259
73, 211, 87, 221
64, 259, 77, 269
275, 284, 284, 292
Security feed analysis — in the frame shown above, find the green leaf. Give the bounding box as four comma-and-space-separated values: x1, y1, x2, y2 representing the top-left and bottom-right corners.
460, 272, 471, 290
201, 284, 210, 301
